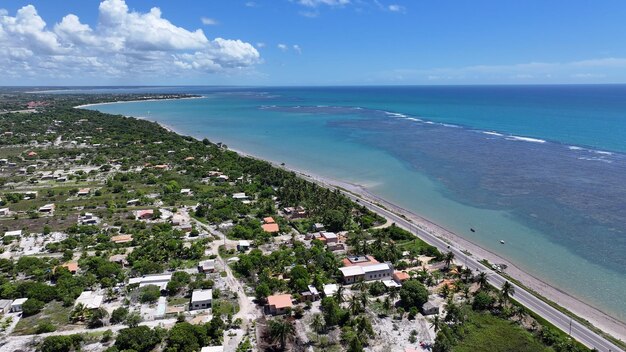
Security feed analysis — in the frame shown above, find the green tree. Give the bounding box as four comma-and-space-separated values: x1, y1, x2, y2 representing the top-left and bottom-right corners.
501, 281, 515, 304
115, 326, 162, 352
110, 307, 129, 324
399, 280, 428, 309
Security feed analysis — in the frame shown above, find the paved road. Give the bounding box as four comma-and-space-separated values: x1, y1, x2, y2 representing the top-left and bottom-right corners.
329, 184, 623, 352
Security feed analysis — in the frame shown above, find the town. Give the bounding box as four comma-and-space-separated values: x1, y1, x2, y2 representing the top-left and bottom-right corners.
0, 93, 592, 352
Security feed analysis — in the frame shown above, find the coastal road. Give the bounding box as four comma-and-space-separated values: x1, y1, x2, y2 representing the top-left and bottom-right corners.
301, 174, 623, 352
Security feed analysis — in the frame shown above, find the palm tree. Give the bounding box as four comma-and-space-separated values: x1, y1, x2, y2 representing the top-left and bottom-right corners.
353, 278, 367, 292
501, 281, 515, 304
429, 315, 441, 333
388, 288, 399, 302
440, 284, 450, 298
382, 296, 392, 315
268, 317, 295, 351
311, 314, 325, 342
349, 295, 362, 315
359, 290, 370, 309
462, 267, 473, 283
334, 285, 345, 304
476, 272, 488, 289
444, 251, 455, 270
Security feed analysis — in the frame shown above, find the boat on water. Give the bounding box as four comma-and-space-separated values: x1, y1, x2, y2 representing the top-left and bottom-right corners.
500, 240, 505, 244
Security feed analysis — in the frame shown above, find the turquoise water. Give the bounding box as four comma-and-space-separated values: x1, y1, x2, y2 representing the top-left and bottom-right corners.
87, 85, 626, 322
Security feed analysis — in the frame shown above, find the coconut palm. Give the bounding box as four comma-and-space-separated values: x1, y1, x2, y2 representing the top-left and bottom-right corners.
476, 272, 488, 289
444, 251, 455, 270
501, 281, 515, 304
268, 317, 295, 351
334, 285, 345, 304
311, 313, 325, 341
429, 315, 442, 333
349, 294, 362, 315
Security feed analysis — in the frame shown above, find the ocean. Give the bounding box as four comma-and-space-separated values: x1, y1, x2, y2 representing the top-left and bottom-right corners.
84, 85, 626, 322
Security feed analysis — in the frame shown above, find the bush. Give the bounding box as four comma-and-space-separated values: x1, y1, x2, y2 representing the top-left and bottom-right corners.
110, 307, 129, 324
472, 291, 494, 311
139, 284, 161, 303
35, 321, 57, 334
22, 298, 45, 316
115, 326, 162, 352
40, 335, 73, 352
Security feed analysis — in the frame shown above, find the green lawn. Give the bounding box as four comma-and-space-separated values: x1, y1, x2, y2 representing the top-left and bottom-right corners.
453, 312, 553, 352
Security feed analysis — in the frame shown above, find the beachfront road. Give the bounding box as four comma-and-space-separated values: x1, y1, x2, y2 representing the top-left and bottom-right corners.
329, 185, 624, 352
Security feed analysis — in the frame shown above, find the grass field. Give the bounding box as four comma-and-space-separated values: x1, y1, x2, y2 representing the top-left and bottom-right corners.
13, 300, 72, 335
453, 311, 553, 352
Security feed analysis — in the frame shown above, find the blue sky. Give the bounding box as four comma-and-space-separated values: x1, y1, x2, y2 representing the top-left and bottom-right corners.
1, 0, 626, 85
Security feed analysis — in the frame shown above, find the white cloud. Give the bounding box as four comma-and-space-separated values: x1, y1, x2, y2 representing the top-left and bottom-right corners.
376, 57, 626, 83
201, 17, 218, 25
388, 4, 405, 13
245, 2, 257, 7
277, 43, 288, 51
256, 42, 266, 48
297, 0, 350, 7
293, 44, 302, 54
0, 0, 260, 83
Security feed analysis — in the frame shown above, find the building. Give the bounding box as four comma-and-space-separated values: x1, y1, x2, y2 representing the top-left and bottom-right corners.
127, 199, 140, 206
79, 213, 99, 225
77, 188, 90, 196
311, 223, 325, 231
300, 285, 320, 302
111, 234, 133, 244
422, 301, 439, 316
180, 188, 192, 195
74, 291, 104, 309
266, 294, 293, 315
0, 208, 10, 216
136, 209, 154, 220
11, 298, 28, 312
237, 240, 250, 251
201, 346, 224, 352
4, 230, 22, 237
261, 217, 279, 233
39, 203, 55, 213
393, 271, 411, 283
321, 232, 338, 243
323, 284, 339, 297
342, 255, 379, 267
0, 299, 12, 314
232, 192, 249, 200
128, 274, 172, 291
198, 259, 216, 273
339, 262, 394, 284
59, 261, 79, 274
190, 289, 213, 310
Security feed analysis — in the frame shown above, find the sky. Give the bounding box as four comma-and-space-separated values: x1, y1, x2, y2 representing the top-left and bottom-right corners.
1, 0, 626, 86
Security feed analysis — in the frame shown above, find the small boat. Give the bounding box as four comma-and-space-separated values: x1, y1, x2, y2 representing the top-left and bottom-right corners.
500, 240, 505, 244
470, 228, 476, 232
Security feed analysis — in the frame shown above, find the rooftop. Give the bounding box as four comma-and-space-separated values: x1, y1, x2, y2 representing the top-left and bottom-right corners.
191, 289, 213, 302
267, 294, 293, 309
262, 223, 280, 233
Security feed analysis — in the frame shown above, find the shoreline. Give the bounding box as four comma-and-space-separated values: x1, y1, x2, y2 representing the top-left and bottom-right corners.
74, 95, 203, 109
80, 102, 626, 343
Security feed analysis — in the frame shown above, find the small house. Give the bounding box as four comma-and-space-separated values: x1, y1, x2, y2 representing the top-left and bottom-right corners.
0, 208, 10, 216
261, 217, 279, 233
300, 285, 320, 302
190, 289, 212, 310
0, 299, 12, 314
111, 234, 133, 244
422, 301, 439, 316
237, 240, 250, 251
136, 209, 154, 220
39, 203, 55, 213
74, 291, 104, 309
201, 346, 224, 352
77, 188, 90, 196
323, 284, 338, 297
4, 230, 22, 237
267, 294, 293, 315
198, 259, 216, 273
11, 298, 28, 312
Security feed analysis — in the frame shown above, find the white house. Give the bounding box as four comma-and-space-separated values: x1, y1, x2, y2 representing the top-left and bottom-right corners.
128, 274, 172, 291
198, 259, 216, 273
323, 284, 339, 297
0, 299, 12, 314
237, 240, 250, 251
201, 346, 224, 352
11, 298, 28, 312
190, 289, 212, 310
180, 188, 192, 195
0, 208, 10, 216
74, 291, 104, 309
339, 262, 394, 284
232, 192, 249, 200
39, 203, 55, 213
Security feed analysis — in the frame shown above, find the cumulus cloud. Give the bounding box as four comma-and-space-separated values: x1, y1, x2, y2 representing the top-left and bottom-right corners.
293, 44, 302, 54
277, 43, 288, 51
0, 0, 260, 82
388, 4, 405, 13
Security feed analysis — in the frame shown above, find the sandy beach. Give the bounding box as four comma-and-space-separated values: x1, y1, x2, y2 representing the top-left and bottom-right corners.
78, 105, 626, 343
73, 95, 204, 109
